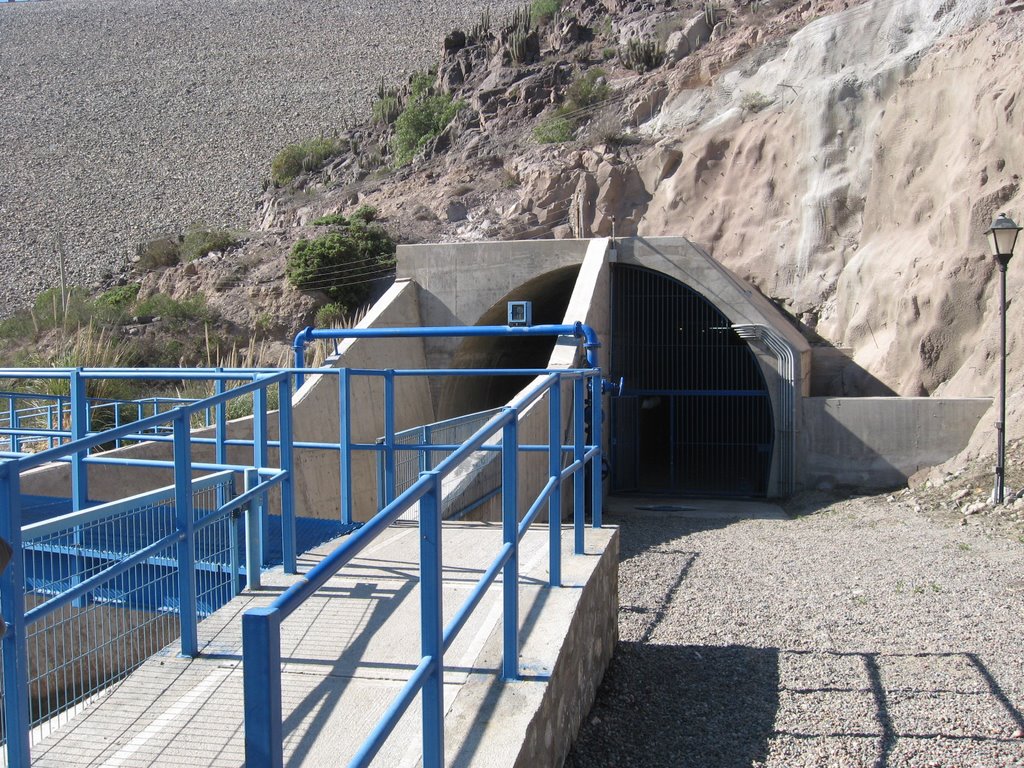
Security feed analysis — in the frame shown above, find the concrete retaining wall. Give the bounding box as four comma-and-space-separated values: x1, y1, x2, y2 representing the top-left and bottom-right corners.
443, 526, 619, 768
800, 396, 991, 489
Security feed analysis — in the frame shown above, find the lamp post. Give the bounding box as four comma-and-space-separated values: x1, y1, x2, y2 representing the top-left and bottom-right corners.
985, 212, 1021, 504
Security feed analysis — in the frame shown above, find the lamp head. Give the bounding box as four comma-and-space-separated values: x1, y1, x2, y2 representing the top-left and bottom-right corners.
986, 212, 1021, 269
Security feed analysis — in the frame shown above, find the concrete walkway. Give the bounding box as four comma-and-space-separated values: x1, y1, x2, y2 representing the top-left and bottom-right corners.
30, 516, 608, 767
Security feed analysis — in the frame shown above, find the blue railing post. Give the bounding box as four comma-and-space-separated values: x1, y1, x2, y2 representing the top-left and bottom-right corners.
375, 438, 386, 513
278, 376, 297, 574
383, 369, 396, 506
9, 394, 18, 453
173, 409, 199, 658
420, 425, 430, 472
339, 368, 353, 526
214, 371, 227, 467
590, 371, 603, 529
70, 368, 88, 509
253, 381, 269, 567
0, 462, 32, 767
244, 467, 262, 590
70, 369, 88, 608
419, 471, 445, 768
573, 376, 586, 555
548, 381, 561, 587
501, 416, 519, 681
243, 607, 283, 768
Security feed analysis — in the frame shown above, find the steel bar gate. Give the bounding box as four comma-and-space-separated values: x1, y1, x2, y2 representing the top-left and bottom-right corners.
609, 264, 774, 496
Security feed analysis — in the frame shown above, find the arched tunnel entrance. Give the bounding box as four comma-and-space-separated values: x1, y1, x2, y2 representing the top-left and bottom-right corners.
438, 265, 581, 419
610, 264, 774, 497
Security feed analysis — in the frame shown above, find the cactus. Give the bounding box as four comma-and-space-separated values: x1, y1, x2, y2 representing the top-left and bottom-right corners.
468, 8, 491, 45
502, 4, 533, 37
509, 29, 530, 63
372, 75, 406, 126
704, 0, 718, 28
619, 37, 665, 74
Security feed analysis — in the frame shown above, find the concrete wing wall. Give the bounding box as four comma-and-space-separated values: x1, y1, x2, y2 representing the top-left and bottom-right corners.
800, 397, 991, 490
292, 279, 433, 521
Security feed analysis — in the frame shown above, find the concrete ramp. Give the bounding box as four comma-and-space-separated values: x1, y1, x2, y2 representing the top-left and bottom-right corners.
29, 518, 618, 767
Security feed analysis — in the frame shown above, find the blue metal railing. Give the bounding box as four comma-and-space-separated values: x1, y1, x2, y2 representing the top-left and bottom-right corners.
377, 407, 503, 510
0, 369, 297, 765
244, 322, 604, 767
0, 391, 220, 454
0, 321, 606, 766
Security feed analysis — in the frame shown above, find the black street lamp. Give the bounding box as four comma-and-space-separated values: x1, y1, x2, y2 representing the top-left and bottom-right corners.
985, 212, 1021, 503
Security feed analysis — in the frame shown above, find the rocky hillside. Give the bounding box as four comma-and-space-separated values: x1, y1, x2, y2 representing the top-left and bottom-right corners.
3, 0, 1023, 469
254, 0, 1024, 451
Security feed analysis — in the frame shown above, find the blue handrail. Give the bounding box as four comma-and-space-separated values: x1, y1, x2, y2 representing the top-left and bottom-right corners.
0, 369, 298, 767
242, 363, 603, 767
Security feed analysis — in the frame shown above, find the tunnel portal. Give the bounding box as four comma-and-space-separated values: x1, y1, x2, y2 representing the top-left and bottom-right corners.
609, 264, 774, 497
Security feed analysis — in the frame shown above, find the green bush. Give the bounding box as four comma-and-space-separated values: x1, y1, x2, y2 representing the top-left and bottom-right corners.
534, 115, 575, 144
271, 137, 348, 185
134, 293, 216, 325
136, 237, 181, 270
287, 215, 396, 306
313, 205, 377, 228
530, 0, 560, 25
315, 302, 348, 327
565, 68, 610, 112
312, 213, 349, 226
180, 228, 237, 261
392, 74, 463, 167
32, 287, 95, 330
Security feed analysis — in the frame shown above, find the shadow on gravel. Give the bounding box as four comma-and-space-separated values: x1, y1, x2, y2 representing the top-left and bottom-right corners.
566, 643, 779, 768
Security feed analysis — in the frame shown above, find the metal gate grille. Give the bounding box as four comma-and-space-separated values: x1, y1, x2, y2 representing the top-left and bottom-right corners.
610, 264, 773, 496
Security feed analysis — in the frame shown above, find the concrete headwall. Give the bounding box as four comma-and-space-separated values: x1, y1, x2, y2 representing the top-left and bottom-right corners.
398, 239, 593, 373
447, 238, 611, 522
800, 397, 991, 489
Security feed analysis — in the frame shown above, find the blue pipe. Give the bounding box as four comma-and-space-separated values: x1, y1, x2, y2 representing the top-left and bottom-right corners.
292, 323, 601, 387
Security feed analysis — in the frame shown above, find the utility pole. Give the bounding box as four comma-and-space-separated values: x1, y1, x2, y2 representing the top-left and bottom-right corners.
55, 233, 68, 317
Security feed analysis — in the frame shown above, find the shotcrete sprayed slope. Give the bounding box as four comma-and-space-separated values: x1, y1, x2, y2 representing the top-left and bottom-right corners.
639, 0, 1024, 436
0, 0, 515, 310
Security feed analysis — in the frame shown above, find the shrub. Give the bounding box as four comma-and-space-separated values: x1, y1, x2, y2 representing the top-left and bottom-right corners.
32, 287, 94, 330
134, 293, 216, 325
312, 213, 349, 226
92, 284, 141, 324
286, 215, 396, 306
565, 68, 610, 112
271, 137, 348, 185
315, 302, 348, 327
530, 0, 560, 25
180, 228, 237, 261
392, 92, 463, 167
534, 115, 575, 144
741, 91, 775, 113
136, 236, 181, 270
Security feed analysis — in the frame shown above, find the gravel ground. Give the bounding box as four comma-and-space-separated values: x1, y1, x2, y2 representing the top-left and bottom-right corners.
0, 0, 516, 311
567, 495, 1024, 768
